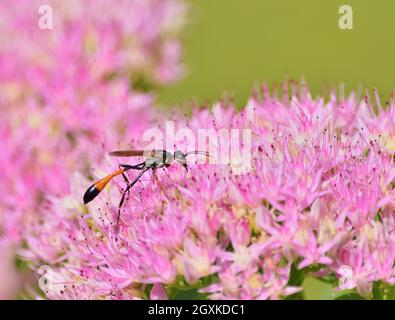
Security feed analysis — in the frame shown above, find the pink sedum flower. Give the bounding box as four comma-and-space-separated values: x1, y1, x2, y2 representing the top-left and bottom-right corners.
2, 1, 395, 299
0, 0, 187, 299
0, 0, 187, 88
17, 81, 395, 300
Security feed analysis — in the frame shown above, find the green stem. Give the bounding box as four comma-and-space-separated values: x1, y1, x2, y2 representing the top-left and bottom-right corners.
285, 263, 306, 300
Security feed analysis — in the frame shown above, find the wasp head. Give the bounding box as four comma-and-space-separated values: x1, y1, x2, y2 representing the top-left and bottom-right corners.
174, 150, 188, 171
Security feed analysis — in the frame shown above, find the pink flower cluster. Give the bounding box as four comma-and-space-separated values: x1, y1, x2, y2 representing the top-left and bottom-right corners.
24, 82, 395, 300
0, 0, 186, 298
2, 0, 395, 301
0, 0, 186, 88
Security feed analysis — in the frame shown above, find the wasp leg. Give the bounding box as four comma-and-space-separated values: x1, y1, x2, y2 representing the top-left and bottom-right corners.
115, 167, 149, 234
149, 165, 160, 189
119, 161, 145, 171
119, 165, 131, 185
150, 166, 172, 201
118, 165, 132, 213
118, 162, 146, 206
151, 165, 158, 184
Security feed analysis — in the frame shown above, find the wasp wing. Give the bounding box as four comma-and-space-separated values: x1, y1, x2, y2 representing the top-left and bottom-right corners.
108, 150, 145, 157
109, 150, 162, 158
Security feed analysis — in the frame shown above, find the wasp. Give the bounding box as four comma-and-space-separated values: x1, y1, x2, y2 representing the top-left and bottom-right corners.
83, 149, 210, 230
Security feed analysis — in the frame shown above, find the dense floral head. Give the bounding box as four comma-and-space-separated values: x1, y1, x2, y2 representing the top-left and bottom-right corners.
0, 0, 187, 299
2, 0, 395, 301
21, 81, 395, 300
0, 0, 186, 91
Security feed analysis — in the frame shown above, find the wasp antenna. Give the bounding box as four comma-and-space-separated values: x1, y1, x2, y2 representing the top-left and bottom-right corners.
186, 150, 212, 157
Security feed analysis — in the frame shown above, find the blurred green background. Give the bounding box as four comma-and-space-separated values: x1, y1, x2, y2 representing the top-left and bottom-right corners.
159, 0, 395, 108
158, 0, 395, 299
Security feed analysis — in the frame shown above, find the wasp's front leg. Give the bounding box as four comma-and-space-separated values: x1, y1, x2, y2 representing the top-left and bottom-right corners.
150, 164, 159, 185
119, 165, 131, 205
115, 167, 149, 234
119, 164, 131, 185
118, 162, 145, 199
150, 165, 172, 201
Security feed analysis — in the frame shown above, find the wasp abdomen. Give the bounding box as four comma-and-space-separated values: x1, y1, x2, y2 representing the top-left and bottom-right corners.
83, 184, 101, 204
83, 169, 125, 205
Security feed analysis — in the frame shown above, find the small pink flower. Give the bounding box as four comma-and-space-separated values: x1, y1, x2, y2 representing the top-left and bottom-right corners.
150, 283, 168, 300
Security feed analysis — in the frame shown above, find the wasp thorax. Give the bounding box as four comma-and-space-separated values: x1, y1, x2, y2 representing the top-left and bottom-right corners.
174, 150, 187, 164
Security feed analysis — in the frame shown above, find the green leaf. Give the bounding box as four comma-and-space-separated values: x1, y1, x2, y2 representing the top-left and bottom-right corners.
131, 75, 155, 92
14, 255, 30, 272
166, 274, 217, 300
172, 288, 209, 300
143, 283, 153, 300
315, 274, 338, 285
372, 281, 383, 300
288, 263, 305, 286
379, 283, 395, 300
335, 292, 365, 300
303, 276, 336, 300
